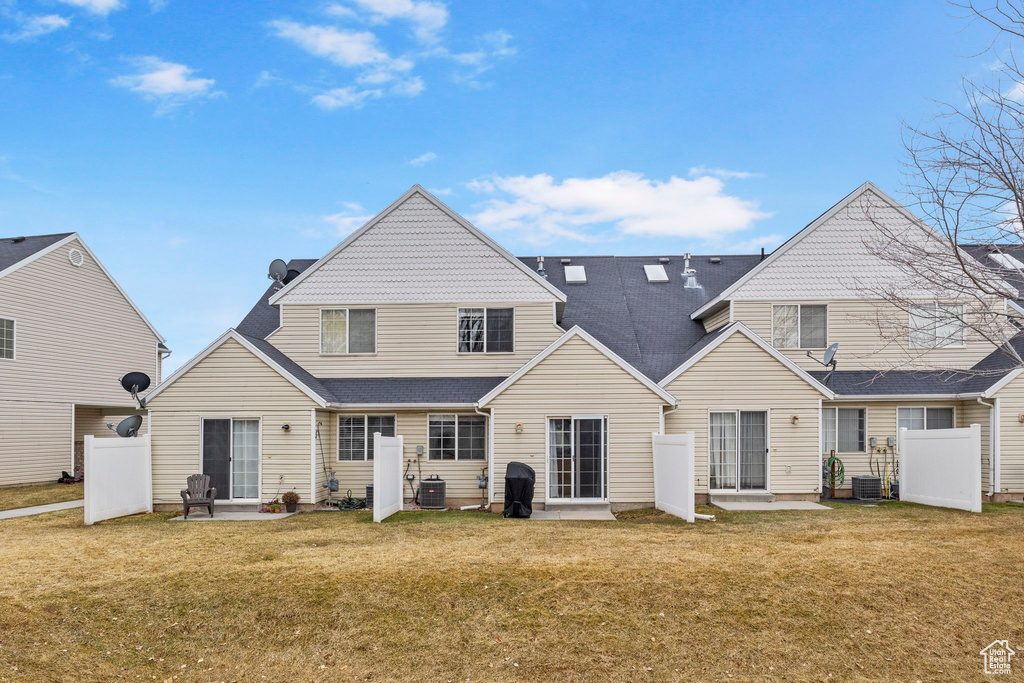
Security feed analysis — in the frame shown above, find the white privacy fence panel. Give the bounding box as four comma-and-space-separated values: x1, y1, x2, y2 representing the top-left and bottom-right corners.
653, 431, 696, 523
84, 434, 152, 525
373, 433, 404, 523
899, 424, 981, 513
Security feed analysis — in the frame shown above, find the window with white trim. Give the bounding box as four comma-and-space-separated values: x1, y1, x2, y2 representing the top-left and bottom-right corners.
897, 407, 954, 431
320, 309, 376, 354
337, 415, 395, 461
822, 407, 865, 453
909, 303, 965, 349
457, 308, 513, 353
772, 304, 827, 349
428, 414, 486, 460
0, 318, 12, 359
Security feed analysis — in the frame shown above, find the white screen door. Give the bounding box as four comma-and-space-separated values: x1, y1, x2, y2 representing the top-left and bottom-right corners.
548, 416, 607, 500
231, 419, 260, 500
710, 411, 767, 491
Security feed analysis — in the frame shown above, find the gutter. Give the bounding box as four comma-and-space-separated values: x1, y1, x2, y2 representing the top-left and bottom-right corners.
475, 406, 495, 507
827, 393, 986, 402
325, 402, 477, 410
976, 397, 1000, 498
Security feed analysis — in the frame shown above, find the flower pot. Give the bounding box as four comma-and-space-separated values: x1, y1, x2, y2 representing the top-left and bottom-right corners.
285, 502, 297, 513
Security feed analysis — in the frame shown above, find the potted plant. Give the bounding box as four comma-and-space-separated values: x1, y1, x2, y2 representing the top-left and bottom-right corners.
260, 498, 282, 514
282, 490, 300, 513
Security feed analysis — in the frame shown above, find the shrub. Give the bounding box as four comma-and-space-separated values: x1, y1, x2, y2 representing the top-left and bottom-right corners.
282, 490, 300, 505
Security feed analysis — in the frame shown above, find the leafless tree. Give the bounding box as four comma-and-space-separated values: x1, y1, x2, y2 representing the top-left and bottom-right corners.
855, 0, 1024, 375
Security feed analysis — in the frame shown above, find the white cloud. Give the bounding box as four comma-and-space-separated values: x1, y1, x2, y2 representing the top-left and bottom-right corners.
390, 75, 424, 96
431, 29, 516, 87
110, 57, 220, 112
55, 0, 124, 16
409, 151, 437, 166
468, 171, 771, 245
149, 0, 168, 11
325, 203, 373, 234
3, 14, 70, 41
269, 20, 402, 69
329, 0, 448, 44
311, 86, 382, 109
688, 166, 759, 180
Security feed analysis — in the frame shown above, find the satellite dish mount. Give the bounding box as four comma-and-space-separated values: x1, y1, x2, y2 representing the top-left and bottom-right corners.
119, 372, 151, 409
807, 343, 839, 384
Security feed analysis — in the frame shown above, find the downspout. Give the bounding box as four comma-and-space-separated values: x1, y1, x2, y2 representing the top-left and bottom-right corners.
976, 397, 998, 498
660, 404, 679, 434
475, 406, 494, 508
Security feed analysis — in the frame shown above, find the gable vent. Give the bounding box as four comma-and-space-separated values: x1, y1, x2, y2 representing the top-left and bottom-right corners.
68, 248, 85, 267
644, 264, 669, 283
564, 265, 587, 284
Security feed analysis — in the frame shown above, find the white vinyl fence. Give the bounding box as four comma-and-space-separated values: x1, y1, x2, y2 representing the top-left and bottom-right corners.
899, 424, 982, 513
373, 433, 404, 523
84, 434, 152, 525
652, 431, 696, 522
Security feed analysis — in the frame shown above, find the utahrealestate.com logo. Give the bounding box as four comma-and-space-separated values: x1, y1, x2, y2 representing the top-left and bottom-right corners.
981, 640, 1016, 675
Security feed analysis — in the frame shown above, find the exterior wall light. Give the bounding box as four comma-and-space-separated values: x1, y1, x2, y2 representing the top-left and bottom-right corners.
282, 424, 290, 431
515, 422, 524, 433
790, 415, 799, 425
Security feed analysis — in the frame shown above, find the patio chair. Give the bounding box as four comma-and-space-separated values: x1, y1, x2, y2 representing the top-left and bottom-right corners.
181, 474, 216, 519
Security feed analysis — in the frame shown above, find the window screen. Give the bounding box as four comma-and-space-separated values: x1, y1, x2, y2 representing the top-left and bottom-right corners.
321, 309, 348, 354
772, 304, 826, 348
366, 415, 395, 459
485, 308, 514, 352
0, 318, 12, 359
429, 414, 457, 460
822, 407, 865, 453
348, 309, 376, 353
457, 416, 487, 460
459, 308, 514, 352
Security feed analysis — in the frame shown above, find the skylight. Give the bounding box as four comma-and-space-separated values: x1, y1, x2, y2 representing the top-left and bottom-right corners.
989, 252, 1024, 270
564, 265, 587, 284
644, 264, 669, 283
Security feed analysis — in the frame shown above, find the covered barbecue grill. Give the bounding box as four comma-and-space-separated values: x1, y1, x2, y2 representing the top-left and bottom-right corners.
503, 461, 535, 518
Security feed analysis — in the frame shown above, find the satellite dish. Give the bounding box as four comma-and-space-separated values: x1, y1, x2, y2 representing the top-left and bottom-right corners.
822, 342, 839, 366
120, 372, 151, 394
115, 415, 143, 438
268, 259, 288, 288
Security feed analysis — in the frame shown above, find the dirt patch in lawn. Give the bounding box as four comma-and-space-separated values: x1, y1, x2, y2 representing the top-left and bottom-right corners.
0, 481, 82, 512
0, 502, 1022, 681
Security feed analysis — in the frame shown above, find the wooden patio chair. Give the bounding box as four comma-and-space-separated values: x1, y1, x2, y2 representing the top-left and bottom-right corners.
181, 474, 216, 519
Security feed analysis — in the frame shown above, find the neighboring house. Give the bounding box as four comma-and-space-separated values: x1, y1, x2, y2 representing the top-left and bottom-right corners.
0, 233, 168, 486
145, 183, 1024, 511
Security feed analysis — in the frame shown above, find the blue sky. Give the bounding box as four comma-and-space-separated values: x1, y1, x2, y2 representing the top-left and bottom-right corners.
0, 0, 997, 372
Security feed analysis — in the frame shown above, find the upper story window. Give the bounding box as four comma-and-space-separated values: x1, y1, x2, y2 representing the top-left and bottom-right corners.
897, 407, 954, 431
458, 307, 514, 353
338, 414, 395, 461
428, 414, 486, 460
320, 309, 376, 354
771, 304, 827, 349
909, 303, 965, 349
0, 318, 12, 359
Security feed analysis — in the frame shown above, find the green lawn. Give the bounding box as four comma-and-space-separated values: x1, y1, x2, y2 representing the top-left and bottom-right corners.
0, 502, 1021, 681
0, 481, 82, 512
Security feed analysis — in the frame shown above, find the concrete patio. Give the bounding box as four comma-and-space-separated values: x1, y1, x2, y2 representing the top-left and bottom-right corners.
710, 500, 831, 512
169, 511, 299, 521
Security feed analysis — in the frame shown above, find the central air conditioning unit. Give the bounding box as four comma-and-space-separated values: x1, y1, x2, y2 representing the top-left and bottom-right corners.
851, 476, 882, 500
419, 475, 446, 509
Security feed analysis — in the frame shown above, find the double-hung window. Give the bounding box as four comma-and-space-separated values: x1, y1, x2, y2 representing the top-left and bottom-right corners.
337, 415, 395, 461
458, 308, 514, 353
428, 414, 486, 460
0, 318, 12, 359
772, 304, 827, 349
897, 407, 954, 431
909, 303, 965, 349
321, 308, 376, 354
822, 407, 865, 453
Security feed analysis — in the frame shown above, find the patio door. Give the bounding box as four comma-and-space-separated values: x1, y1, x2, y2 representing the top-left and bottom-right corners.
548, 416, 607, 500
709, 411, 768, 491
202, 418, 260, 501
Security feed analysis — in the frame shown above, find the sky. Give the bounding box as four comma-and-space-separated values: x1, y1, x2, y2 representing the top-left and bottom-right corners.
0, 0, 1003, 373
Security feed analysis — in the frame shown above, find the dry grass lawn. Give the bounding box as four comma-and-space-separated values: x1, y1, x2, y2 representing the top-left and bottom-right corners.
0, 482, 82, 512
0, 502, 1022, 682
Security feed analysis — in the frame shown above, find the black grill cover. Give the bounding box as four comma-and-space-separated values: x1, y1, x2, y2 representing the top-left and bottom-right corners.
503, 461, 535, 518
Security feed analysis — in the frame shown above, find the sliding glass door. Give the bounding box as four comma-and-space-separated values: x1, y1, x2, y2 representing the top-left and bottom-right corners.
202, 418, 260, 501
548, 416, 607, 500
709, 411, 768, 491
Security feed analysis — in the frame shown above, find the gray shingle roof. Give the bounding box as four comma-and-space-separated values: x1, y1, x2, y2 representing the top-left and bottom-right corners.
320, 376, 506, 404
237, 259, 318, 338
0, 233, 73, 273
237, 332, 334, 403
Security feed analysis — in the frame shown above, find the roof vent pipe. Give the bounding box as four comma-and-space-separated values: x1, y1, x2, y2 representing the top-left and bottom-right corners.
658, 257, 670, 264
536, 255, 547, 278
760, 247, 765, 261
682, 253, 701, 289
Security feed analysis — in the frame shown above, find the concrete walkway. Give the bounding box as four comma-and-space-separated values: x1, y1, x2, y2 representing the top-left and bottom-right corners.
0, 499, 84, 520
711, 500, 831, 512
170, 511, 298, 521
516, 509, 617, 521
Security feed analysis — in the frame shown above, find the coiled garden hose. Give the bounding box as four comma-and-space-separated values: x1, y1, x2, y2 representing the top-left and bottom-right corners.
335, 489, 366, 511
823, 454, 845, 489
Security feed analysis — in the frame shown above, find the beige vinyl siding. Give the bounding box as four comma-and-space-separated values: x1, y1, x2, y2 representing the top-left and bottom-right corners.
268, 302, 562, 377
822, 401, 969, 489
703, 305, 730, 333
0, 238, 161, 407
313, 410, 333, 502
147, 339, 316, 504
663, 334, 823, 495
324, 410, 488, 503
487, 335, 667, 505
995, 376, 1024, 493
731, 300, 999, 372
959, 400, 992, 492
73, 406, 148, 441
0, 401, 72, 486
